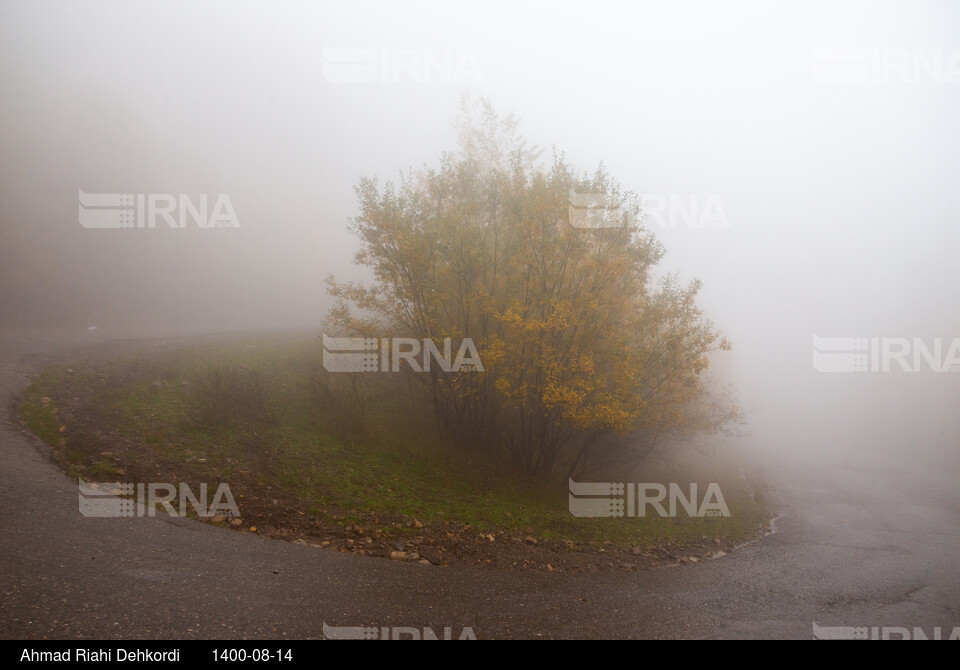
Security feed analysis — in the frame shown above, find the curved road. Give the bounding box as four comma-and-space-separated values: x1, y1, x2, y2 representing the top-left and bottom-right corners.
2, 330, 958, 639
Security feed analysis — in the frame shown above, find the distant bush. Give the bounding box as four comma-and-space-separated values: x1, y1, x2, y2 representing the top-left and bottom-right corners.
194, 366, 272, 427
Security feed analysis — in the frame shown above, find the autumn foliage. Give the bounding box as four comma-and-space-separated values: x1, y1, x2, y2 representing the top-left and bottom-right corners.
326, 99, 738, 481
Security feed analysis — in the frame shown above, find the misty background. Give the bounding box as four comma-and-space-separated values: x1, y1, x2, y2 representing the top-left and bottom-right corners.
2, 0, 958, 468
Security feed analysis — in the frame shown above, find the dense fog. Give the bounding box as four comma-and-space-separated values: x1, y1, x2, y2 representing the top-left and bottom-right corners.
2, 0, 958, 469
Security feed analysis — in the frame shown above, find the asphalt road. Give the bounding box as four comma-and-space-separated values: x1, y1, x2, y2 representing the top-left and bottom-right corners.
2, 330, 958, 639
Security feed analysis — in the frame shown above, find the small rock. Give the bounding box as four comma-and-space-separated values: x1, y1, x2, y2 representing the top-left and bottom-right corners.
406, 553, 420, 561
524, 536, 538, 545
418, 550, 442, 565
418, 559, 431, 565
413, 519, 423, 529
390, 551, 407, 560
229, 518, 244, 526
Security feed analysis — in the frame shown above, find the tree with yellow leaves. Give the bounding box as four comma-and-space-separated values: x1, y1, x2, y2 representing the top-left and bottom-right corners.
327, 97, 738, 481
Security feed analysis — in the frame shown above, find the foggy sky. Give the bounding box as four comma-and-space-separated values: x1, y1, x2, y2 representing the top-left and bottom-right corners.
2, 0, 958, 467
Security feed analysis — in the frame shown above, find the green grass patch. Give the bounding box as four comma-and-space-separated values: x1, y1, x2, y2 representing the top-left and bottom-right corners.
18, 332, 768, 549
